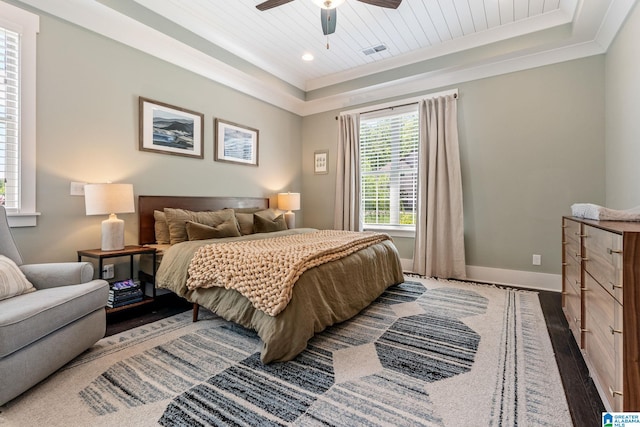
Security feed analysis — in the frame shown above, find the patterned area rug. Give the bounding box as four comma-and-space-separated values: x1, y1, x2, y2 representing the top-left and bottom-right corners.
0, 277, 572, 426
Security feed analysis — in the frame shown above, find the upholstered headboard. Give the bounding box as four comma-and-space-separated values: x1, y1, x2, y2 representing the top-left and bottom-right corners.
138, 195, 270, 245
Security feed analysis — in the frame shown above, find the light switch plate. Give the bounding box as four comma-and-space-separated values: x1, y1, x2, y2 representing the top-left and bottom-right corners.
70, 181, 86, 196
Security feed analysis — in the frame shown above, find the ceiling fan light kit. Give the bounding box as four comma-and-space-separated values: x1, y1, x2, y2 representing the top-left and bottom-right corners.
312, 0, 345, 9
256, 0, 402, 47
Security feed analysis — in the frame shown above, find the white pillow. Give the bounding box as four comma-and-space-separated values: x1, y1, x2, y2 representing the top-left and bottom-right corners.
0, 255, 36, 301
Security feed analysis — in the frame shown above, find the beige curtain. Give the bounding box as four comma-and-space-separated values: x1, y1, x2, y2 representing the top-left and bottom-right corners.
412, 95, 466, 278
334, 113, 361, 231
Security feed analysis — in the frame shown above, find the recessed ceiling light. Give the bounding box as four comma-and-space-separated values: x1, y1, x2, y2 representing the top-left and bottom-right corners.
302, 53, 314, 61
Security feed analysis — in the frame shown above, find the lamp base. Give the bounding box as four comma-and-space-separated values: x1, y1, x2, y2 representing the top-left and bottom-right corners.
284, 211, 295, 229
101, 214, 125, 251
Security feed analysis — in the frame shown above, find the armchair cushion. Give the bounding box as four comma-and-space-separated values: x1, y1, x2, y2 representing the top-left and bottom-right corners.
20, 262, 94, 290
0, 255, 35, 301
0, 279, 108, 358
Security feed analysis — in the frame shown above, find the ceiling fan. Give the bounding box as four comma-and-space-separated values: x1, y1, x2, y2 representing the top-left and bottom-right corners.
256, 0, 402, 37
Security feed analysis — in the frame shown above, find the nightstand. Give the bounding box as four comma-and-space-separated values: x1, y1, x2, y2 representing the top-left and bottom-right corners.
77, 245, 157, 313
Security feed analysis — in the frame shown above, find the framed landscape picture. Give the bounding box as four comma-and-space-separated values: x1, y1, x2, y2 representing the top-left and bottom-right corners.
139, 97, 204, 158
214, 119, 259, 166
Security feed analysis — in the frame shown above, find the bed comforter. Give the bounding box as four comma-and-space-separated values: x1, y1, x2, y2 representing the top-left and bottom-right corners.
156, 228, 404, 363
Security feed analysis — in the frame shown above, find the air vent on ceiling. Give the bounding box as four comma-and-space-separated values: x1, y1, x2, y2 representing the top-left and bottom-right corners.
362, 44, 387, 55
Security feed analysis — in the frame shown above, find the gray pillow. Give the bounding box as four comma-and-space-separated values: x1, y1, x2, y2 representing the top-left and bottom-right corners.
254, 213, 287, 233
164, 208, 238, 244
235, 213, 255, 235
185, 219, 241, 240
154, 210, 170, 244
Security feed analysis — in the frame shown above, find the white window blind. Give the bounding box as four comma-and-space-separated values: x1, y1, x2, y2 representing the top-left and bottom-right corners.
0, 27, 19, 210
360, 104, 419, 230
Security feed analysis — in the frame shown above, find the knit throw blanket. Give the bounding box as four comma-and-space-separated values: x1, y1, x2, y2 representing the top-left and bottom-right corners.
186, 230, 390, 316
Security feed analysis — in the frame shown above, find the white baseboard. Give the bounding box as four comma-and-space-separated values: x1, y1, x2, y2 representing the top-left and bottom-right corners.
465, 265, 562, 292
401, 259, 562, 292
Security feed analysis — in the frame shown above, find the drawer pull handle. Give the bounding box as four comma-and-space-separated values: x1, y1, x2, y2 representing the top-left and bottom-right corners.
608, 386, 623, 397
562, 262, 568, 266
575, 253, 581, 257
609, 325, 622, 335
580, 287, 590, 292
562, 225, 568, 228
607, 248, 622, 255
610, 282, 623, 290
561, 291, 568, 295
562, 241, 568, 245
582, 257, 589, 261
580, 328, 588, 332
575, 279, 580, 286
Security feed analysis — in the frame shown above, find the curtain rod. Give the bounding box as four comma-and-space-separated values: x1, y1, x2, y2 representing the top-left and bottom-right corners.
335, 89, 458, 120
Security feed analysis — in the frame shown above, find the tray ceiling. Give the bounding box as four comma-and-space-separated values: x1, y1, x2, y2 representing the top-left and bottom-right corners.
131, 0, 573, 90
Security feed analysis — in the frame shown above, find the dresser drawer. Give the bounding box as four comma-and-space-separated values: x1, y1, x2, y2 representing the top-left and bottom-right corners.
584, 273, 624, 411
564, 235, 582, 266
564, 251, 581, 293
583, 225, 623, 304
563, 273, 582, 346
563, 218, 581, 246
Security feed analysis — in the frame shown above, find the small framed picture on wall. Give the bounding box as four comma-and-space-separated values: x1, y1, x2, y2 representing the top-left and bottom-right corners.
314, 150, 328, 175
138, 97, 204, 159
214, 118, 259, 166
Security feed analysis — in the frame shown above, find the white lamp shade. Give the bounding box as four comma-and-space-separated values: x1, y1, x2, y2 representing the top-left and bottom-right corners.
85, 183, 135, 215
278, 192, 300, 212
84, 183, 134, 251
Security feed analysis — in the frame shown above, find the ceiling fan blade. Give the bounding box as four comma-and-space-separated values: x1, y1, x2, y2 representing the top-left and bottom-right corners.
356, 0, 402, 9
321, 8, 337, 35
255, 0, 295, 11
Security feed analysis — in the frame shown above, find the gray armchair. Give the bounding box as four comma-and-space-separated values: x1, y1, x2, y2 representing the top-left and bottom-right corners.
0, 207, 109, 405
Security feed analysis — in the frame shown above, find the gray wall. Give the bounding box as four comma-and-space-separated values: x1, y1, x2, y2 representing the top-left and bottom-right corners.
11, 13, 303, 264
605, 2, 640, 208
302, 56, 606, 275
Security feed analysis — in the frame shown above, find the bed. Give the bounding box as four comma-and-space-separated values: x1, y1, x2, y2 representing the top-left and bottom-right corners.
138, 195, 404, 363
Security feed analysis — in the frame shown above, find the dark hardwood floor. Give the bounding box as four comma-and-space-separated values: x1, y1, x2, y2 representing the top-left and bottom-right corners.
106, 289, 605, 427
105, 293, 191, 336
538, 290, 605, 427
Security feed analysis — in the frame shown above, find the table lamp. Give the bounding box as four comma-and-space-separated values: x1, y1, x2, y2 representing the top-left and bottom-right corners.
84, 183, 135, 251
278, 192, 300, 229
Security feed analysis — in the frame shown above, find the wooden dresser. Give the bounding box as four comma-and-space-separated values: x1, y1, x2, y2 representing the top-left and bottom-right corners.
562, 217, 640, 412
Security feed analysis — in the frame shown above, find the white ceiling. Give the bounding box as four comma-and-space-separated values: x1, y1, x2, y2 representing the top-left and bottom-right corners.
130, 0, 574, 91
15, 0, 639, 115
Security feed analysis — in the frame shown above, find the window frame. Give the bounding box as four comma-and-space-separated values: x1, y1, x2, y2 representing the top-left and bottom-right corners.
359, 103, 419, 238
0, 2, 39, 227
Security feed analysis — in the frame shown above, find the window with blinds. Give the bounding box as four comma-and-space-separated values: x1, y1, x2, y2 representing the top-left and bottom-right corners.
0, 27, 19, 210
360, 104, 419, 230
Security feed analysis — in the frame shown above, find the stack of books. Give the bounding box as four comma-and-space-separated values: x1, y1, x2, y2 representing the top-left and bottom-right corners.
107, 279, 144, 308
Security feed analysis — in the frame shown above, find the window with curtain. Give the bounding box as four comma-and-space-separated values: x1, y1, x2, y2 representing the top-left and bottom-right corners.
0, 27, 20, 209
0, 2, 38, 227
359, 104, 419, 233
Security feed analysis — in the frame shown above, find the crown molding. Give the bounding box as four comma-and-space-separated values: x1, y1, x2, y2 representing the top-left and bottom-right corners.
299, 40, 606, 116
